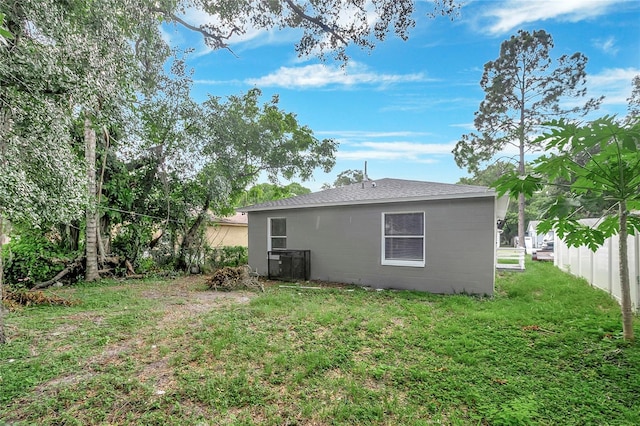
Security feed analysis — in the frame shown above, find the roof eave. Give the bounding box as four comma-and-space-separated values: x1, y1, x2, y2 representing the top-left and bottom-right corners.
238, 191, 495, 212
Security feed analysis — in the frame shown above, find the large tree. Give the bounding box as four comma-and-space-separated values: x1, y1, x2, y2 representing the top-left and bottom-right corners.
453, 29, 601, 248
89, 0, 460, 275
172, 89, 336, 269
1, 0, 168, 282
494, 116, 640, 341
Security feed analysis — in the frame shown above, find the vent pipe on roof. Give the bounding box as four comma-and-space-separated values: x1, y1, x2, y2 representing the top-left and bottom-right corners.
364, 161, 369, 181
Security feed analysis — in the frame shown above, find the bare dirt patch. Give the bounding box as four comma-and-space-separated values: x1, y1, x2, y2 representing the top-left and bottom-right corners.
144, 275, 255, 325
31, 275, 258, 397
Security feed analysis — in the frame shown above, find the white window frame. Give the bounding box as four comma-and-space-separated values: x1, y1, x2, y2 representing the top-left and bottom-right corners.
381, 211, 425, 267
267, 217, 287, 251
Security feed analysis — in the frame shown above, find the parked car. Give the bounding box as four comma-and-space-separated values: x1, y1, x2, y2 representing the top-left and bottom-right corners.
532, 241, 554, 261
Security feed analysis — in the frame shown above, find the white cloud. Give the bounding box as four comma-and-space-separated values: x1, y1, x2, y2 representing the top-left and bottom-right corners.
593, 36, 619, 56
246, 62, 432, 89
336, 141, 455, 163
337, 150, 439, 163
588, 67, 640, 105
449, 122, 475, 131
480, 0, 620, 35
317, 130, 455, 163
559, 67, 640, 112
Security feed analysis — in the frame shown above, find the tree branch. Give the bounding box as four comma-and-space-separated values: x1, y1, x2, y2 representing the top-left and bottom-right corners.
30, 257, 83, 290
283, 0, 348, 46
151, 8, 239, 57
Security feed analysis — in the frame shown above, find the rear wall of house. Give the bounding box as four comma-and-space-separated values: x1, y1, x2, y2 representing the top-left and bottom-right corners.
247, 197, 495, 295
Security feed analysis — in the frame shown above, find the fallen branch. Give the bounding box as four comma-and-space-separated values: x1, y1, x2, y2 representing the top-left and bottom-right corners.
4, 289, 77, 308
125, 274, 145, 280
206, 266, 264, 292
125, 259, 136, 275
31, 257, 84, 290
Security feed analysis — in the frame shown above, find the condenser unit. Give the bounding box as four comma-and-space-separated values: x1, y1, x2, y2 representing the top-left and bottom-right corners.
268, 250, 311, 281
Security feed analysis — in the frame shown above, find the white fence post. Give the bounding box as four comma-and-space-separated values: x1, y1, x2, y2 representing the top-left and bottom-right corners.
496, 247, 526, 271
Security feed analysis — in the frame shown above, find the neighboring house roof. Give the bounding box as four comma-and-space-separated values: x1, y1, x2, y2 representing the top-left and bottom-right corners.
238, 178, 494, 212
210, 212, 248, 226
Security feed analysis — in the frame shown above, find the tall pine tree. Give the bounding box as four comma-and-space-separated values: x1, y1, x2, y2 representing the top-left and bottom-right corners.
453, 29, 601, 248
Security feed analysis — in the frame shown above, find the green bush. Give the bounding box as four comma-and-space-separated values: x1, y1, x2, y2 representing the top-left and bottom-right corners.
207, 246, 248, 269
111, 223, 153, 267
2, 229, 77, 289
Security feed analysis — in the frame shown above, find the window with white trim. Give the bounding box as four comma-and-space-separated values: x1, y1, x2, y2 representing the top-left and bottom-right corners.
268, 217, 286, 251
382, 212, 425, 267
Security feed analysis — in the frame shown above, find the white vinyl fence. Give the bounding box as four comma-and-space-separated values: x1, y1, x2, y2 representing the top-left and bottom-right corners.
554, 218, 640, 312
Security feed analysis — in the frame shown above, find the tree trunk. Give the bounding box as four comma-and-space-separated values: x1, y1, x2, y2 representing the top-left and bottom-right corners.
517, 90, 526, 249
96, 127, 110, 264
0, 215, 6, 344
84, 117, 100, 282
59, 221, 80, 251
618, 201, 634, 341
99, 215, 111, 254
178, 197, 211, 270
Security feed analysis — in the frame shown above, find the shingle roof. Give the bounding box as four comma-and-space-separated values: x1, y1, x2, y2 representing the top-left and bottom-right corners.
238, 178, 494, 212
211, 212, 248, 225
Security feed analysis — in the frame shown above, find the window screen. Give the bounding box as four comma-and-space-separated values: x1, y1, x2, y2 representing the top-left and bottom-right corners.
383, 212, 424, 266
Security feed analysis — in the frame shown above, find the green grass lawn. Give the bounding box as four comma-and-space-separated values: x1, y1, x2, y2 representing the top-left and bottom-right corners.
1, 262, 639, 425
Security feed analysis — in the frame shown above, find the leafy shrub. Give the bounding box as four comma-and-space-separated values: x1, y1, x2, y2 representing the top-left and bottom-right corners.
111, 223, 153, 266
135, 256, 157, 274
207, 246, 248, 269
2, 229, 77, 289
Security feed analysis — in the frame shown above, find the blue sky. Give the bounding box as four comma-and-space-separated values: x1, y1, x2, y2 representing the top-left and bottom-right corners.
162, 0, 640, 191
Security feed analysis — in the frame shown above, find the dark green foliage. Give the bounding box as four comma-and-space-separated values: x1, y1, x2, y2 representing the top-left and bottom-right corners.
333, 169, 365, 187
237, 183, 311, 207
1, 228, 77, 289
207, 246, 248, 269
111, 223, 154, 268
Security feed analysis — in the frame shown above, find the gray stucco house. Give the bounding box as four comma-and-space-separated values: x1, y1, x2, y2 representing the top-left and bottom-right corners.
238, 178, 504, 295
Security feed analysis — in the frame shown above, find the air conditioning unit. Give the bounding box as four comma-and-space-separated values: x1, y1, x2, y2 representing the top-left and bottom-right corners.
268, 250, 311, 281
